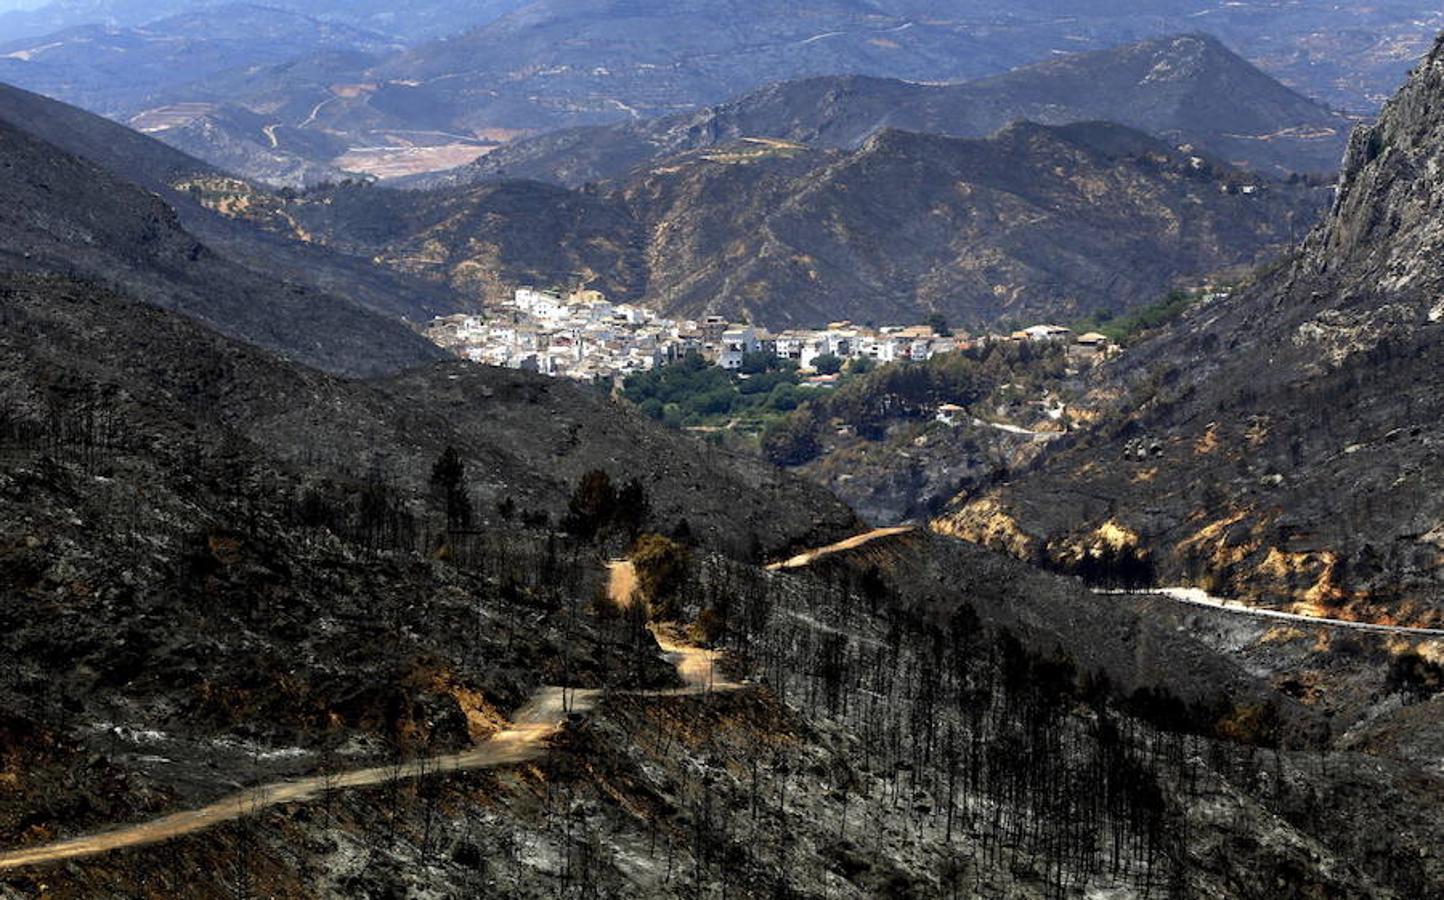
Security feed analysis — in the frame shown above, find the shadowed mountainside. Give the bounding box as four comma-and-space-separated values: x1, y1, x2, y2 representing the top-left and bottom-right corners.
0, 80, 466, 327
0, 114, 445, 377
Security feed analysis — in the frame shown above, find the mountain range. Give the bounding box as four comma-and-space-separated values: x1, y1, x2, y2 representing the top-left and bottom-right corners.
1, 13, 1443, 898
4, 3, 1428, 186
0, 120, 1439, 896
434, 33, 1356, 189
0, 4, 399, 118
227, 118, 1326, 330
0, 0, 528, 40
0, 63, 1326, 336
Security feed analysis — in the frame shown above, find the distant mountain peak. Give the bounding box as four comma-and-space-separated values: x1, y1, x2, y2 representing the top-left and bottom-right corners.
420, 31, 1353, 191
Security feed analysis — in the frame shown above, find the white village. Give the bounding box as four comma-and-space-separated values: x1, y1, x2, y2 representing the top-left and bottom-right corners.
425, 286, 1119, 384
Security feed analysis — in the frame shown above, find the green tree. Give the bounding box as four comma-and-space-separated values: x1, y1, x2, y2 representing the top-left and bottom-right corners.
812, 354, 843, 375
739, 351, 777, 374
767, 382, 800, 412
926, 313, 952, 337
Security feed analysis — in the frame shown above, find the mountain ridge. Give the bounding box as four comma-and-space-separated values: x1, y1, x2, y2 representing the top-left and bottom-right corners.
0, 78, 467, 326
427, 33, 1355, 189
261, 118, 1326, 330
0, 89, 448, 376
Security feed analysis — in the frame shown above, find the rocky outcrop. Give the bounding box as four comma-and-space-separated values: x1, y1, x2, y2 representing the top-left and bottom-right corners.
934, 35, 1444, 622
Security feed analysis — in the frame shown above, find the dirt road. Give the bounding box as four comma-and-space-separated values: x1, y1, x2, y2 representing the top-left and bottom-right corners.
0, 709, 579, 872
1097, 587, 1444, 637
607, 559, 638, 608
0, 561, 731, 873
608, 558, 735, 692
1, 553, 784, 872
765, 525, 916, 571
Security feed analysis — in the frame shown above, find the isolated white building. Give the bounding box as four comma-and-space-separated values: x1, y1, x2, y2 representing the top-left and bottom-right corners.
1023, 324, 1073, 342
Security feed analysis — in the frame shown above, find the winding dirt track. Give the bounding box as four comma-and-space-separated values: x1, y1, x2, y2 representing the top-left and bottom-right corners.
607, 559, 734, 692
765, 526, 916, 571
766, 526, 1444, 640
0, 688, 598, 873
0, 564, 735, 873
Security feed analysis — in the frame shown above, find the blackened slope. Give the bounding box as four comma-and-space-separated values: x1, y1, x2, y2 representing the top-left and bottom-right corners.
10, 276, 1436, 899
282, 178, 650, 303
936, 36, 1444, 622
429, 34, 1352, 188
0, 274, 857, 555
0, 79, 214, 191
0, 118, 445, 377
0, 80, 462, 323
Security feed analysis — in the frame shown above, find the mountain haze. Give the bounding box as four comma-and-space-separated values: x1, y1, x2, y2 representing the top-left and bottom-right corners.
1, 2, 1437, 185
0, 5, 399, 117
0, 0, 527, 40
438, 34, 1355, 189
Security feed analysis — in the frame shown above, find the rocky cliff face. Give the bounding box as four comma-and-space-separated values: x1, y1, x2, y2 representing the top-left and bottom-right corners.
1314, 38, 1444, 298
935, 36, 1444, 623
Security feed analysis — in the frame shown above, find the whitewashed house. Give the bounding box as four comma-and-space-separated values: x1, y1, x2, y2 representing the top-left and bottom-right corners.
1023, 324, 1074, 342
719, 325, 761, 370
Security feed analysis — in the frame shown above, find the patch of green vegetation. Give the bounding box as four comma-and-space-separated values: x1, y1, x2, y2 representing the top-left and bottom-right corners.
762, 341, 1069, 465
1074, 289, 1200, 343
622, 351, 835, 431
625, 339, 1074, 466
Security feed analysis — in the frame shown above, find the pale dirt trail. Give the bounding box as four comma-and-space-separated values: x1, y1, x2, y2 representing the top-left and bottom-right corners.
765, 525, 916, 571
608, 559, 738, 693
1096, 587, 1444, 637
0, 562, 735, 873
0, 714, 573, 872
607, 559, 638, 608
